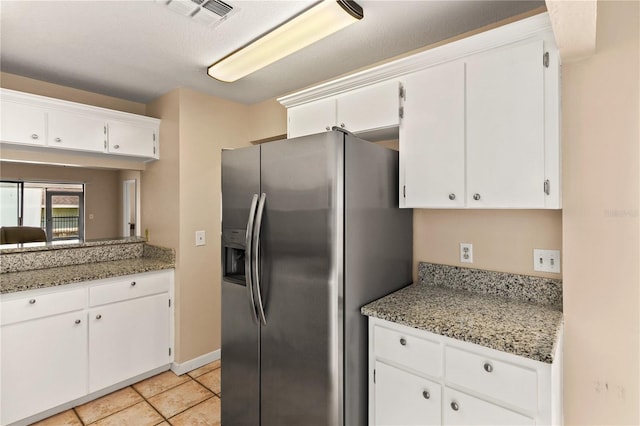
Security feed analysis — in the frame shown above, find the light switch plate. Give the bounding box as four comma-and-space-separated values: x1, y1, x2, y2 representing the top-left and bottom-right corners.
533, 249, 560, 273
195, 230, 206, 246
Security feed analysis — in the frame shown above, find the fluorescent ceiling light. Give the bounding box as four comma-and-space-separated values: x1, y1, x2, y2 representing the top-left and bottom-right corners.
207, 0, 363, 82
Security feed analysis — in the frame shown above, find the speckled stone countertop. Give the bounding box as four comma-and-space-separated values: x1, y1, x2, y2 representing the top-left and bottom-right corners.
362, 263, 563, 364
0, 244, 174, 294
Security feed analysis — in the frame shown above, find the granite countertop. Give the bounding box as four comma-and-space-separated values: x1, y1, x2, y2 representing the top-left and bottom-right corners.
362, 283, 563, 363
0, 257, 174, 294
0, 244, 175, 294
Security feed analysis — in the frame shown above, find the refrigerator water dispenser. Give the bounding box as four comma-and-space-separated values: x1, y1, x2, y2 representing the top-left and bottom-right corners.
222, 228, 246, 285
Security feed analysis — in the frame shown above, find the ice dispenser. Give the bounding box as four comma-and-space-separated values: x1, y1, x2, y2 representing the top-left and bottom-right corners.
222, 228, 247, 285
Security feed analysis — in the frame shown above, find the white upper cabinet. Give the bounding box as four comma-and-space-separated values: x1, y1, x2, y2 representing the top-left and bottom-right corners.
0, 100, 47, 146
465, 40, 546, 208
48, 110, 106, 153
336, 80, 400, 134
288, 98, 336, 138
281, 13, 561, 209
107, 120, 158, 159
0, 89, 160, 161
400, 62, 465, 208
286, 80, 400, 139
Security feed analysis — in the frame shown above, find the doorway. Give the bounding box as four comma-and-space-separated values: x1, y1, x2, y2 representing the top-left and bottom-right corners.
122, 179, 137, 237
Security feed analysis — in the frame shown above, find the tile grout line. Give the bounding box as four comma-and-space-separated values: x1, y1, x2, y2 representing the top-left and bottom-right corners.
130, 383, 169, 424
165, 394, 219, 423
79, 386, 143, 426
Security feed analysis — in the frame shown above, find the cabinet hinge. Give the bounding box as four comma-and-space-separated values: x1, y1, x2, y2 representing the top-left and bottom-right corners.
399, 106, 404, 119
169, 347, 172, 356
543, 52, 550, 68
374, 369, 376, 384
168, 299, 171, 307
153, 145, 156, 155
403, 185, 406, 198
399, 84, 405, 100
153, 132, 156, 142
544, 179, 551, 195
104, 126, 107, 135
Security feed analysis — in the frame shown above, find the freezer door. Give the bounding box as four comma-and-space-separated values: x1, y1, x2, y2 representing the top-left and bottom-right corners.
259, 132, 344, 426
221, 146, 260, 426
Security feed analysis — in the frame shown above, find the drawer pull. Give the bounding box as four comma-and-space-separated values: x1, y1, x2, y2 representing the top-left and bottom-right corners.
54, 137, 62, 143
29, 299, 36, 304
399, 337, 407, 346
75, 319, 81, 324
130, 281, 137, 287
450, 401, 459, 411
31, 134, 39, 140
113, 144, 120, 149
422, 390, 430, 400
96, 314, 102, 320
483, 362, 493, 373
448, 193, 456, 200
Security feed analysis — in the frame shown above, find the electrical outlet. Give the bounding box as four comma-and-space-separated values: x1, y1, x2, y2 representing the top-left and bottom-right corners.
195, 230, 206, 246
533, 249, 561, 273
460, 243, 473, 263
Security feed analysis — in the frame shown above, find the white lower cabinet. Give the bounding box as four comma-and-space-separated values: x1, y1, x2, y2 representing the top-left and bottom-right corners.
0, 270, 173, 426
1, 310, 88, 425
89, 292, 170, 392
375, 361, 441, 426
369, 318, 562, 426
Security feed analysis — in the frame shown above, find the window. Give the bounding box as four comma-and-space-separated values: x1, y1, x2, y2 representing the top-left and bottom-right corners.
0, 181, 85, 241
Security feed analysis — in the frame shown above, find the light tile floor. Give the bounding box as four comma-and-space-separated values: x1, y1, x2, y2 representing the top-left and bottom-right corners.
31, 360, 221, 426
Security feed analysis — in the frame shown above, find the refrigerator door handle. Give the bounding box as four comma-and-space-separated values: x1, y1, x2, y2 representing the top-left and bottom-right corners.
252, 192, 268, 326
245, 193, 260, 324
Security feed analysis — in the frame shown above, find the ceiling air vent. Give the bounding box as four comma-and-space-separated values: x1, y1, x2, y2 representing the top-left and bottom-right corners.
163, 0, 236, 27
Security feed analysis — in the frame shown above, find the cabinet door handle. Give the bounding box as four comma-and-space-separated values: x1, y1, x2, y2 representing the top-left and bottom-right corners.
29, 299, 36, 304
54, 137, 62, 143
75, 319, 81, 324
113, 144, 120, 149
399, 337, 407, 346
325, 126, 331, 131
422, 390, 430, 400
96, 314, 102, 320
340, 123, 345, 128
448, 193, 456, 200
450, 401, 459, 411
31, 134, 39, 140
483, 362, 493, 373
130, 281, 136, 287
473, 193, 481, 201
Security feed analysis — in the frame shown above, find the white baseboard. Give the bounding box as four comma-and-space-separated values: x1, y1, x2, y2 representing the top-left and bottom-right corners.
171, 349, 220, 376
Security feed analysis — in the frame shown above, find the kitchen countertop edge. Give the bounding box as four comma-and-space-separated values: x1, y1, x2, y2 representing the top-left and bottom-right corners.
362, 284, 563, 364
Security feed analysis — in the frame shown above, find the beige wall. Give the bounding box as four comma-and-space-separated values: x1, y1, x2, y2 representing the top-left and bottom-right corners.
143, 88, 253, 362
0, 162, 120, 239
414, 210, 562, 281
1, 72, 146, 115
561, 1, 639, 424
247, 98, 287, 142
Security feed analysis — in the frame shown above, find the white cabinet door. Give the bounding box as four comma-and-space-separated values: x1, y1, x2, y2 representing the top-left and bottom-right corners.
1, 311, 87, 425
89, 293, 170, 392
466, 40, 545, 208
337, 80, 400, 134
0, 100, 47, 146
400, 62, 465, 208
48, 110, 106, 153
443, 388, 534, 426
288, 98, 336, 138
375, 361, 441, 426
107, 121, 158, 158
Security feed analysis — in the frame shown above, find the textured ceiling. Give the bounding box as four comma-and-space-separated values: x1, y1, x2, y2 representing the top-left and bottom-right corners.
0, 0, 545, 105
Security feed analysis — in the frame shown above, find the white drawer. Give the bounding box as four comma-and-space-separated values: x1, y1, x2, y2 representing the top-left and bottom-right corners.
90, 272, 170, 306
1, 288, 86, 326
374, 324, 441, 377
445, 346, 537, 412
443, 387, 535, 426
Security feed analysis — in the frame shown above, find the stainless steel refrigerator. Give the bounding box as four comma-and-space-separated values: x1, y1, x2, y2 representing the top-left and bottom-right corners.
221, 130, 412, 425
